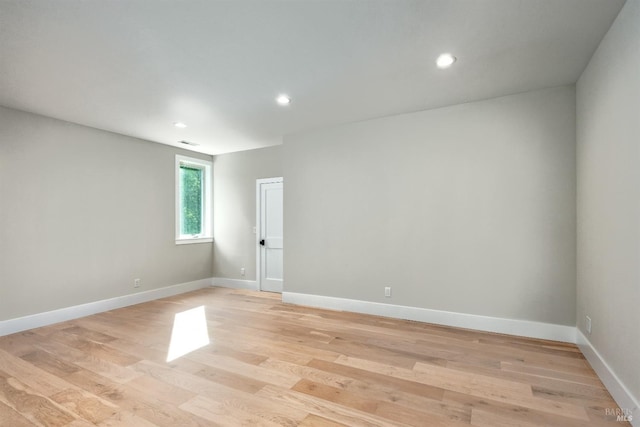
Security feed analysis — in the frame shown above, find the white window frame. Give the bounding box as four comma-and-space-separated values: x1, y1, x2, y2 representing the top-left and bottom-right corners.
175, 155, 213, 245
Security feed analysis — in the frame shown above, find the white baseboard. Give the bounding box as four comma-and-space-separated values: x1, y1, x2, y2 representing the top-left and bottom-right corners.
1, 281, 636, 424
282, 292, 576, 343
0, 278, 212, 337
577, 330, 639, 426
281, 292, 639, 423
211, 277, 259, 290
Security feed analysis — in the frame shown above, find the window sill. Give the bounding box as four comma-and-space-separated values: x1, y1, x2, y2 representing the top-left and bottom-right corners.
176, 237, 213, 245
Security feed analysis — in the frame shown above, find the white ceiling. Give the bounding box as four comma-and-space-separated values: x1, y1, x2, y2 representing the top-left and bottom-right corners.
0, 0, 625, 155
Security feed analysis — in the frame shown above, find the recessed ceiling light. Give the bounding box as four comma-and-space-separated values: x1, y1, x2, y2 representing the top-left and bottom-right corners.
436, 53, 456, 69
173, 122, 187, 128
276, 94, 291, 105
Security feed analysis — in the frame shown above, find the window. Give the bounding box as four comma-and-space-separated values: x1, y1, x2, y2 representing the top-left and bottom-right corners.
175, 155, 212, 244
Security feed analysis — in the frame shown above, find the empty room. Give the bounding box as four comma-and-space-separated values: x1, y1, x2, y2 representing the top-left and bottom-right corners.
0, 0, 638, 426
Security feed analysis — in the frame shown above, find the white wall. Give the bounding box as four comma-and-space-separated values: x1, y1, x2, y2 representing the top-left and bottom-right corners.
0, 107, 213, 321
212, 146, 283, 280
577, 0, 640, 404
284, 86, 576, 326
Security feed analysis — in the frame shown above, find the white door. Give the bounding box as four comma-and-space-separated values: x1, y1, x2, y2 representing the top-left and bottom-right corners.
257, 178, 283, 293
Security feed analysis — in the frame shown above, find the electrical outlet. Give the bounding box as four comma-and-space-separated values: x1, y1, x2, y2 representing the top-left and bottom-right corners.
586, 316, 592, 334
240, 268, 245, 276
134, 278, 141, 288
384, 286, 391, 297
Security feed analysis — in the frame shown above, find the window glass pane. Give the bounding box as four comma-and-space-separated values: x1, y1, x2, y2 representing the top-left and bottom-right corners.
180, 165, 203, 235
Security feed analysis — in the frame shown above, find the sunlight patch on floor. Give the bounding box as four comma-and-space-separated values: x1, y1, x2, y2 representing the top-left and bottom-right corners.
166, 305, 210, 362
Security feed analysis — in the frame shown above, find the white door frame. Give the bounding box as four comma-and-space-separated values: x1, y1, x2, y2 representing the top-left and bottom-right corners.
256, 177, 284, 292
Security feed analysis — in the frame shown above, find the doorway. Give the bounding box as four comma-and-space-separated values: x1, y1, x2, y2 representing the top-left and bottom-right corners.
256, 177, 283, 293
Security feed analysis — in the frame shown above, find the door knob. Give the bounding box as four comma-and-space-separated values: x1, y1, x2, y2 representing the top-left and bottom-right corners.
259, 239, 265, 246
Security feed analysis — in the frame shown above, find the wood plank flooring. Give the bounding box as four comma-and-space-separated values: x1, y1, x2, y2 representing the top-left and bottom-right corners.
0, 287, 629, 426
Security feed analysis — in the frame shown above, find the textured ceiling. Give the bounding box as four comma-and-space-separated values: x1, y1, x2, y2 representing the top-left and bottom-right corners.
0, 0, 625, 155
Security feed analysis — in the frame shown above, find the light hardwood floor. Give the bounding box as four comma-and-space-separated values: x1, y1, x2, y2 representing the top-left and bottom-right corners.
0, 287, 629, 426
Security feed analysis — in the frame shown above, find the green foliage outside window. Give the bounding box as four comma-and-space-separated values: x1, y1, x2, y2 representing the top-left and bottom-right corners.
180, 165, 202, 235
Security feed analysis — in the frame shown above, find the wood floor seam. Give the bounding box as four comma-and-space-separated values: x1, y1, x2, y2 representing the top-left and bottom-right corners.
0, 288, 629, 426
